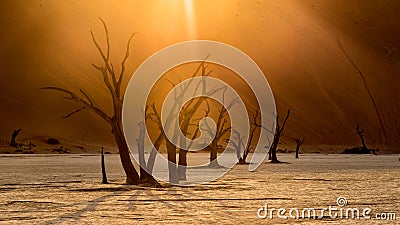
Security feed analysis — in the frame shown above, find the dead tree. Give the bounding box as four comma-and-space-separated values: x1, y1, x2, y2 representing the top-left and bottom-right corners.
356, 123, 367, 150
269, 109, 290, 163
146, 62, 224, 182
338, 37, 387, 143
237, 108, 274, 164
177, 68, 210, 178
147, 102, 182, 184
174, 64, 224, 180
201, 89, 236, 167
228, 129, 246, 162
42, 18, 143, 185
146, 63, 206, 183
294, 137, 305, 159
101, 147, 108, 184
179, 96, 209, 177
10, 128, 22, 147
237, 110, 260, 164
136, 119, 160, 186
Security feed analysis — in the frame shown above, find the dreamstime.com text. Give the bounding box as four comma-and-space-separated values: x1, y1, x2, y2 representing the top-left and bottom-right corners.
257, 197, 396, 221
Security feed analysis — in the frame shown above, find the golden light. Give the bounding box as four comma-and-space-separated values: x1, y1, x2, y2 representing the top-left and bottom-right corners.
184, 0, 197, 38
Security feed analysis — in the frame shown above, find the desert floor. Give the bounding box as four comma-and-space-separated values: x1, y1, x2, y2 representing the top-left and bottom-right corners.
0, 153, 399, 224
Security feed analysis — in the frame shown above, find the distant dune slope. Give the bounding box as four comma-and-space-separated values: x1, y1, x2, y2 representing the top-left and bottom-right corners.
0, 0, 399, 151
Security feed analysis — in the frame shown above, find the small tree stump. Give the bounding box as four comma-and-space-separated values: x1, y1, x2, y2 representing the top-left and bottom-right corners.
101, 147, 108, 184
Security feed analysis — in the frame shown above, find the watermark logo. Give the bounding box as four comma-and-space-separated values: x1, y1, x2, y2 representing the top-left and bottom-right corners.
257, 197, 397, 221
336, 196, 348, 207
122, 40, 276, 185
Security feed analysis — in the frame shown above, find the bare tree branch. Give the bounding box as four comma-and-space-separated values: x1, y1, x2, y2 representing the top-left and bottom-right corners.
118, 32, 137, 95
62, 107, 86, 119
42, 87, 112, 123
79, 89, 93, 106
337, 36, 387, 142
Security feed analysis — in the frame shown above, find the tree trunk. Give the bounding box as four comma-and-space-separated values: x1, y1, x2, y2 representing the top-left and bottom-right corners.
294, 138, 304, 159
10, 129, 22, 147
101, 147, 108, 184
270, 146, 279, 163
178, 149, 188, 180
209, 142, 219, 167
242, 148, 251, 163
236, 148, 242, 163
111, 121, 140, 185
356, 123, 367, 150
147, 133, 164, 175
137, 121, 151, 184
166, 139, 179, 184
269, 134, 280, 163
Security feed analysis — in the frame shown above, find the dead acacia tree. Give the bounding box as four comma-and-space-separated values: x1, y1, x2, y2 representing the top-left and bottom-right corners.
237, 109, 267, 164
269, 109, 290, 163
136, 119, 161, 186
146, 62, 224, 182
337, 37, 387, 143
175, 65, 225, 179
201, 89, 236, 167
228, 129, 246, 162
177, 67, 212, 178
178, 96, 209, 178
146, 101, 182, 184
42, 18, 145, 185
356, 123, 367, 150
10, 128, 22, 147
146, 63, 205, 183
294, 137, 305, 159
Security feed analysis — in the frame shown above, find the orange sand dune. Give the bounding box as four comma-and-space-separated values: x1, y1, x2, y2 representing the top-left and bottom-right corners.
0, 0, 399, 152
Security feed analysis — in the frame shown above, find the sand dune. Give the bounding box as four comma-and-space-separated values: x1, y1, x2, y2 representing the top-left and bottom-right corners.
0, 0, 399, 153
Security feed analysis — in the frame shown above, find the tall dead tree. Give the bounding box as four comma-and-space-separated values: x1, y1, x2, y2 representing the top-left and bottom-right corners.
178, 96, 209, 178
43, 18, 144, 185
177, 67, 211, 178
269, 109, 290, 163
147, 102, 181, 184
238, 109, 260, 164
294, 137, 305, 159
146, 63, 205, 183
175, 64, 224, 180
136, 119, 160, 186
146, 62, 224, 183
201, 89, 236, 167
356, 123, 367, 150
10, 128, 22, 147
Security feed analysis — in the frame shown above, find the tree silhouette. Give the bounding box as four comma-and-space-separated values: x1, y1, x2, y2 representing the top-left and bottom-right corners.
356, 123, 367, 150
146, 63, 209, 183
294, 137, 305, 159
101, 147, 108, 184
146, 62, 225, 183
269, 109, 290, 163
237, 109, 261, 164
229, 129, 246, 163
10, 128, 22, 147
43, 18, 145, 185
201, 89, 236, 167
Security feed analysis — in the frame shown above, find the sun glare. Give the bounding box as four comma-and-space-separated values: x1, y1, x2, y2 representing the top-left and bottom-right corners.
184, 0, 197, 38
